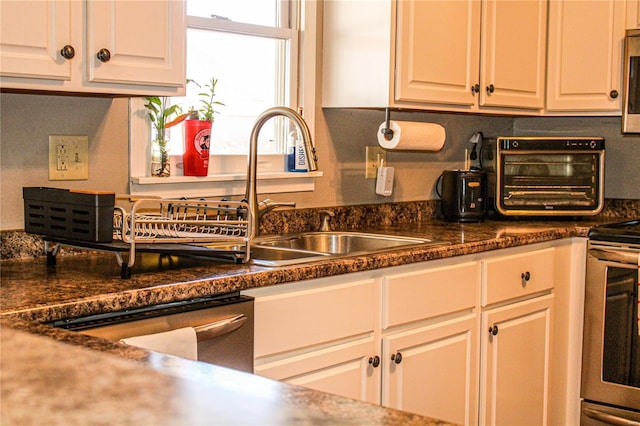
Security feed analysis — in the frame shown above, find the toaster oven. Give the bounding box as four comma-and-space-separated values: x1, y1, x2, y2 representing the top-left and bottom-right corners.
481, 136, 605, 217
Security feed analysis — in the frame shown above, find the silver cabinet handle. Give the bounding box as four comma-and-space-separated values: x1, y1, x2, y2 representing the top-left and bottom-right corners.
583, 407, 640, 426
194, 314, 247, 342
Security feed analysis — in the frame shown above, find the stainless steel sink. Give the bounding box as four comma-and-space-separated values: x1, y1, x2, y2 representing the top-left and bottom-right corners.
249, 231, 444, 266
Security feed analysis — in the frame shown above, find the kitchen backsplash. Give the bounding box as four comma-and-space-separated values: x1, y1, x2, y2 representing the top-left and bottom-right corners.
2, 199, 639, 261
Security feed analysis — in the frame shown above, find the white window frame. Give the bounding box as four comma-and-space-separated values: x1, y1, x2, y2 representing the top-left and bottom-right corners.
128, 0, 321, 198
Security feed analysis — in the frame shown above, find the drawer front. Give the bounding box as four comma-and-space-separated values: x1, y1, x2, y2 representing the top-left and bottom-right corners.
383, 261, 479, 329
253, 279, 375, 358
482, 248, 555, 306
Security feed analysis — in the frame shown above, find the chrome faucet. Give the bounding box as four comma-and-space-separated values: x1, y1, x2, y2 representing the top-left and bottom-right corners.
245, 107, 318, 239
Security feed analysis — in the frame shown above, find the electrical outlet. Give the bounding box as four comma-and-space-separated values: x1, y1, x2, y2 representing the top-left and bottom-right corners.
365, 146, 386, 179
49, 135, 89, 180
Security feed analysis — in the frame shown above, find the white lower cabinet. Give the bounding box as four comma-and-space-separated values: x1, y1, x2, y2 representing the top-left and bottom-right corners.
256, 336, 379, 404
244, 240, 583, 425
383, 314, 479, 425
479, 295, 554, 425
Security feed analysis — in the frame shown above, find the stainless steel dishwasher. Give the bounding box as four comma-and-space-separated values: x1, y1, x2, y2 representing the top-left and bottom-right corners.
50, 292, 254, 373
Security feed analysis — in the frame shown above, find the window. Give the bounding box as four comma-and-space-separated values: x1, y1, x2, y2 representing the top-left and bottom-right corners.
129, 0, 319, 198
172, 0, 299, 156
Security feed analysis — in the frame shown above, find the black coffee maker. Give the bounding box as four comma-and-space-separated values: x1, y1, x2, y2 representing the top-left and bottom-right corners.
437, 169, 487, 222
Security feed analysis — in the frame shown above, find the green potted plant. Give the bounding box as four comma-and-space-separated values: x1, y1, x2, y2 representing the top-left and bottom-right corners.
144, 96, 186, 177
183, 77, 224, 176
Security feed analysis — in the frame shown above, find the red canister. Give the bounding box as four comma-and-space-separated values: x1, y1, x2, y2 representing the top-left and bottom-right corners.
183, 119, 211, 176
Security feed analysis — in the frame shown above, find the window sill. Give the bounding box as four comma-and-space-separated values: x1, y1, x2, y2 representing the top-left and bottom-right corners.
130, 171, 322, 198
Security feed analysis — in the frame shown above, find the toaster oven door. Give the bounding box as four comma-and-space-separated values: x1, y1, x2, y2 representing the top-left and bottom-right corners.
496, 151, 604, 215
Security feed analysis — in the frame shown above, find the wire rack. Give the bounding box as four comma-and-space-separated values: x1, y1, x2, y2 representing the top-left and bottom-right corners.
94, 197, 254, 277
114, 198, 252, 245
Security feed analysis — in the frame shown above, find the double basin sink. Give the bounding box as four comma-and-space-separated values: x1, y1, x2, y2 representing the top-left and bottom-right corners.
247, 231, 446, 266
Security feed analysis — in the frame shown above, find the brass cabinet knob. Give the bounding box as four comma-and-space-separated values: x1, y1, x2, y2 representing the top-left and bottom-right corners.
368, 356, 380, 368
60, 45, 75, 60
96, 48, 111, 63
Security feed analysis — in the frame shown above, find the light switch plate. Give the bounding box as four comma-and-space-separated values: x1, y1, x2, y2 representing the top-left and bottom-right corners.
49, 135, 89, 180
365, 146, 386, 179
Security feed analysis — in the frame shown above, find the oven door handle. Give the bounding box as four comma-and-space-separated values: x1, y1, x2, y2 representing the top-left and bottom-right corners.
583, 407, 640, 426
589, 248, 640, 265
194, 314, 247, 342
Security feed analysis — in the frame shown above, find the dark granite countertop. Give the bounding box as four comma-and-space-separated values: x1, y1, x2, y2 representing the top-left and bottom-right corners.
0, 213, 628, 425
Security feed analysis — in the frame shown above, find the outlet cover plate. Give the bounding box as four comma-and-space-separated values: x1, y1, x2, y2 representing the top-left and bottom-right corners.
49, 135, 89, 180
365, 146, 386, 179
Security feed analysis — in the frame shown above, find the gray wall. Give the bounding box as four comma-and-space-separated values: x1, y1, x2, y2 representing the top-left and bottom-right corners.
1, 92, 639, 230
1, 94, 129, 230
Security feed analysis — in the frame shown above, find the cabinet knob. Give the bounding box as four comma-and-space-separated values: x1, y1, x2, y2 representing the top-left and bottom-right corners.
489, 325, 499, 336
391, 352, 403, 364
368, 356, 380, 368
610, 90, 619, 99
486, 84, 495, 94
60, 45, 75, 60
521, 271, 531, 285
96, 48, 111, 63
471, 84, 480, 94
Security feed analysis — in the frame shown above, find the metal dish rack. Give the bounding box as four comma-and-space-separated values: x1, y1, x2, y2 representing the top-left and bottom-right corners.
45, 197, 254, 278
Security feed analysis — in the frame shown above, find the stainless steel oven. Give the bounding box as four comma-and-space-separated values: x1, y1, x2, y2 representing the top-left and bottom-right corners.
481, 137, 605, 217
582, 220, 640, 425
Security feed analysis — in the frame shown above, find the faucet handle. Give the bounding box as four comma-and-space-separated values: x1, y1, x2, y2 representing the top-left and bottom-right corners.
257, 199, 296, 217
318, 209, 335, 232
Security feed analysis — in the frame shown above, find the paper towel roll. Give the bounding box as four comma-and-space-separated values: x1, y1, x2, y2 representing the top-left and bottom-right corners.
377, 120, 446, 151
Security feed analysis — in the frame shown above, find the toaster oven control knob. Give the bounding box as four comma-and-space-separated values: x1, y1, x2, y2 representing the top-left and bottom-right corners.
486, 84, 495, 94
610, 90, 619, 99
489, 325, 499, 336
368, 356, 380, 368
60, 45, 75, 60
391, 352, 403, 364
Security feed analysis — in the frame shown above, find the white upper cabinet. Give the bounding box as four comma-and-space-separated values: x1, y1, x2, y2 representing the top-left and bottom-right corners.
323, 0, 547, 113
0, 0, 185, 96
323, 0, 631, 115
546, 0, 626, 112
0, 0, 72, 81
480, 0, 547, 110
394, 0, 481, 107
627, 0, 640, 29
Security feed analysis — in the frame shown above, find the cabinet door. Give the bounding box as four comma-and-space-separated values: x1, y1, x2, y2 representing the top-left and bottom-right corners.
480, 294, 553, 426
546, 0, 625, 112
383, 314, 479, 426
0, 0, 72, 80
256, 336, 380, 405
86, 0, 185, 87
394, 0, 481, 107
480, 0, 547, 109
628, 0, 640, 29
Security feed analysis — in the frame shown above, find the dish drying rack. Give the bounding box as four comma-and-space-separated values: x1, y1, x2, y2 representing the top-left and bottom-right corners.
43, 197, 254, 279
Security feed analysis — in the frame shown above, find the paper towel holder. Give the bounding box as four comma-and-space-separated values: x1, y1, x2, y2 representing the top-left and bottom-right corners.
380, 108, 394, 141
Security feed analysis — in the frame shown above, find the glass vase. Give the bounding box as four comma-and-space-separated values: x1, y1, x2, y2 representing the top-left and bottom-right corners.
151, 138, 170, 177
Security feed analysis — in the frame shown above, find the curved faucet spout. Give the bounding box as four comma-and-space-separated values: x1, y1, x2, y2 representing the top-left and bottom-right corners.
245, 107, 318, 239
